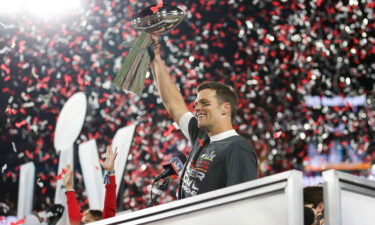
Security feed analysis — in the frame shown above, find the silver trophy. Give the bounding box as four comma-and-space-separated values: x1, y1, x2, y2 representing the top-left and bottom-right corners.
113, 4, 185, 95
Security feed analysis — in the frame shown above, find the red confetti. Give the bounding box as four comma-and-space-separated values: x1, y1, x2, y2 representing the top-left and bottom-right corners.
151, 0, 163, 13
55, 168, 68, 180
1, 64, 10, 74
11, 218, 25, 225
42, 154, 50, 161
163, 125, 176, 136
15, 120, 27, 128
198, 138, 203, 147
5, 107, 17, 115
24, 150, 34, 160
345, 101, 354, 111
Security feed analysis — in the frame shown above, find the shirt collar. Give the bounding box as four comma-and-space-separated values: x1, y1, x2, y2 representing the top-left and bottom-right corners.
210, 129, 239, 142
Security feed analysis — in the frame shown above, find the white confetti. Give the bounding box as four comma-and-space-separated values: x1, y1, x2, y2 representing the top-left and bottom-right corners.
37, 178, 44, 188
0, 22, 7, 28
12, 142, 17, 152
2, 164, 7, 173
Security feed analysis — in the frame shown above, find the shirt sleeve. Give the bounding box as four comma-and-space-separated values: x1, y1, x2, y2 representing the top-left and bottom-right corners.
178, 112, 194, 140
225, 142, 258, 186
65, 191, 82, 225
102, 175, 117, 219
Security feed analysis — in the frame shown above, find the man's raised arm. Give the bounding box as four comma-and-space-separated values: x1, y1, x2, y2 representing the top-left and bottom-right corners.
150, 36, 189, 124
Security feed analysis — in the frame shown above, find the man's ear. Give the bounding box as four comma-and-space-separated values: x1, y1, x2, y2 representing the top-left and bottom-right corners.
221, 102, 231, 116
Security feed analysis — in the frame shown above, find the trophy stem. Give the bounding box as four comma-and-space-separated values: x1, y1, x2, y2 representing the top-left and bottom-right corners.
113, 31, 152, 95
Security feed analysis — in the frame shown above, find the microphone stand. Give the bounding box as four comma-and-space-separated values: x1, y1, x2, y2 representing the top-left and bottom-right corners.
147, 178, 170, 208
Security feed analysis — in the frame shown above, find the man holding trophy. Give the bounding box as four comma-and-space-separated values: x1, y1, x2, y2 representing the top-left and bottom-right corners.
114, 2, 258, 199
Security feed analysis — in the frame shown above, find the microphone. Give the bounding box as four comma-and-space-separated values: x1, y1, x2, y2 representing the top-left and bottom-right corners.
154, 154, 187, 181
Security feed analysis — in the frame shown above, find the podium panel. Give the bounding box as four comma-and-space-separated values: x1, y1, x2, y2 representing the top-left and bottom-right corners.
17, 162, 35, 219
147, 191, 287, 225
323, 170, 375, 225
79, 140, 104, 209
93, 170, 303, 225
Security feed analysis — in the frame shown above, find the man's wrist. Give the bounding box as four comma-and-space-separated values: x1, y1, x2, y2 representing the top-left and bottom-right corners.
107, 170, 115, 176
105, 170, 115, 174
65, 187, 74, 192
103, 170, 115, 184
152, 55, 162, 62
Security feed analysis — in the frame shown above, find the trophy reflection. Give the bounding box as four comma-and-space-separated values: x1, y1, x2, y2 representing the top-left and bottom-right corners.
113, 4, 185, 95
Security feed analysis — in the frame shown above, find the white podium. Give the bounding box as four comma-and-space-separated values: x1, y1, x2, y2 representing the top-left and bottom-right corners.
92, 170, 303, 225
323, 169, 375, 225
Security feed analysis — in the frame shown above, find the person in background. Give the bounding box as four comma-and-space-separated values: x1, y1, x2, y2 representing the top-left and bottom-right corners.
62, 145, 118, 224
304, 206, 315, 225
304, 186, 324, 225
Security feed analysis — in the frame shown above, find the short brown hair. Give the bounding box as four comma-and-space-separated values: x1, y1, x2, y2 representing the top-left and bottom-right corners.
303, 186, 323, 208
86, 209, 102, 221
197, 82, 237, 121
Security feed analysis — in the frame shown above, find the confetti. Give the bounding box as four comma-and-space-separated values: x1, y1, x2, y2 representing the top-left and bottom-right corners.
55, 168, 68, 180
151, 0, 164, 13
198, 138, 203, 147
1, 164, 7, 173
11, 218, 25, 225
37, 178, 44, 188
0, 0, 373, 213
12, 142, 17, 152
163, 125, 176, 137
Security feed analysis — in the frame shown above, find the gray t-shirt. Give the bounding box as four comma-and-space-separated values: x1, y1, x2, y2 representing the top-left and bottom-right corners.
178, 113, 258, 198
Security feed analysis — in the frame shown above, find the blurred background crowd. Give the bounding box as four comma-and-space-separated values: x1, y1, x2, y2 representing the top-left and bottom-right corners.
0, 0, 374, 221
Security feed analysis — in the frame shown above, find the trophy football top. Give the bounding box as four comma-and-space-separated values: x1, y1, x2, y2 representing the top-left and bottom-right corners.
131, 4, 185, 34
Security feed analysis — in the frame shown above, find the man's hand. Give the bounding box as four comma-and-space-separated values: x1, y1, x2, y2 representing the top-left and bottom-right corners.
149, 34, 161, 61
99, 145, 118, 171
62, 164, 73, 191
150, 34, 160, 54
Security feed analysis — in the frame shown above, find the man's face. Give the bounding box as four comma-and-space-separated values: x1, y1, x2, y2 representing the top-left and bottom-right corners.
194, 89, 223, 132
